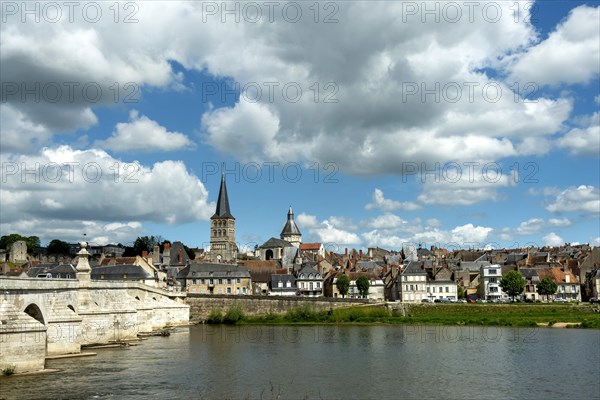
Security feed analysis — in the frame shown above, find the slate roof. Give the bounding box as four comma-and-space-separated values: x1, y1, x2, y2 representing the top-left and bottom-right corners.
259, 237, 293, 249
296, 265, 321, 279
280, 207, 301, 236
271, 274, 297, 286
180, 263, 250, 279
403, 261, 426, 275
92, 265, 153, 280
212, 174, 234, 219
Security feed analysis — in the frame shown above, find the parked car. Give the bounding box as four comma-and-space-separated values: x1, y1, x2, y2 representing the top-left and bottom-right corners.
467, 298, 477, 303
524, 298, 535, 303
590, 298, 599, 304
457, 299, 467, 303
434, 299, 441, 303
440, 298, 452, 303
421, 298, 431, 303
554, 298, 568, 303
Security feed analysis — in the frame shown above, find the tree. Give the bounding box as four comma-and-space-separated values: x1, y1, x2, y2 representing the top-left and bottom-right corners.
47, 239, 71, 255
0, 234, 40, 251
133, 236, 160, 255
356, 275, 370, 298
457, 285, 466, 299
536, 277, 558, 302
499, 270, 526, 301
336, 274, 350, 298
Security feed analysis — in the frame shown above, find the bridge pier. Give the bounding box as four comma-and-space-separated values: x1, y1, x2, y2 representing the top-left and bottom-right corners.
0, 301, 47, 374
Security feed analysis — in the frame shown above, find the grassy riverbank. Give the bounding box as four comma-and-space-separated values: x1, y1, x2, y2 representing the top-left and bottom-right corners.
206, 303, 600, 328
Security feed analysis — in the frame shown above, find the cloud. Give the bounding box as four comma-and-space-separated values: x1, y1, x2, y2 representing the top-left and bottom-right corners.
0, 219, 144, 247
367, 214, 407, 230
557, 112, 600, 156
0, 146, 215, 227
507, 5, 600, 86
417, 164, 514, 206
365, 189, 421, 211
548, 218, 571, 227
516, 218, 546, 235
96, 110, 194, 152
450, 224, 493, 244
546, 185, 600, 214
2, 2, 576, 171
296, 213, 319, 229
543, 232, 564, 247
296, 214, 361, 246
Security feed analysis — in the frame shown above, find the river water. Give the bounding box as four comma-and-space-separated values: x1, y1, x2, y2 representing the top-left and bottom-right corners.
1, 325, 599, 399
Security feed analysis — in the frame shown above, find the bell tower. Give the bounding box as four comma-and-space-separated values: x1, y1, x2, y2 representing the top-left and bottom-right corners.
280, 206, 302, 248
210, 173, 237, 262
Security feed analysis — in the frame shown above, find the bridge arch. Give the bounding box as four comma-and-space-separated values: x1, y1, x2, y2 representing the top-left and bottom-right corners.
23, 303, 46, 325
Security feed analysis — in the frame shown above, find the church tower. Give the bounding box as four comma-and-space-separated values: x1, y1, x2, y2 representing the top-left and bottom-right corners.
210, 174, 237, 262
280, 207, 302, 248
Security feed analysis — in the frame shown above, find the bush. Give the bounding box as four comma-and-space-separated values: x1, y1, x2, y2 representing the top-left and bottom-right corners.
206, 309, 223, 324
2, 365, 16, 376
223, 304, 245, 324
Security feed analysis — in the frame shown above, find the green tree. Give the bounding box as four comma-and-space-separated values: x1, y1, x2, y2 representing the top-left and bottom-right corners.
457, 285, 466, 299
336, 274, 350, 298
47, 239, 71, 255
356, 275, 370, 298
0, 234, 40, 251
133, 236, 160, 255
536, 277, 558, 302
499, 270, 526, 301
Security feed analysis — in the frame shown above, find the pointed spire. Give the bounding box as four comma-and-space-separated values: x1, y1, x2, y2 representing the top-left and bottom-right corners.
212, 173, 234, 219
281, 206, 301, 237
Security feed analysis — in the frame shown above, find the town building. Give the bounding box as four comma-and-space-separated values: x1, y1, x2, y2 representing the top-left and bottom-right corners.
179, 263, 251, 295
296, 265, 323, 296
269, 274, 298, 296
399, 261, 427, 302
426, 267, 457, 301
478, 264, 507, 301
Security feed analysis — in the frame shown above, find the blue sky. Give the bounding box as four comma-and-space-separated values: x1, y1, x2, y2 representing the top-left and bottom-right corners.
1, 1, 598, 251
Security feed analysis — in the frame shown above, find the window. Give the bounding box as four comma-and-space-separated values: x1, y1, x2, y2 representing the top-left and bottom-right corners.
489, 269, 497, 275
446, 287, 449, 293
427, 287, 430, 292
571, 285, 575, 292
300, 274, 305, 279
236, 288, 240, 294
237, 278, 241, 284
317, 282, 320, 288
219, 279, 223, 285
209, 279, 214, 285
410, 284, 414, 291
432, 287, 436, 293
192, 279, 197, 285
201, 279, 205, 285
278, 281, 283, 288
286, 281, 291, 288
227, 278, 232, 285
227, 287, 231, 294
489, 277, 497, 283
561, 285, 565, 292
218, 288, 222, 294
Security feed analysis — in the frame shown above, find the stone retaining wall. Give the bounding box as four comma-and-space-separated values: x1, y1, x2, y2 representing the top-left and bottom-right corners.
186, 294, 371, 322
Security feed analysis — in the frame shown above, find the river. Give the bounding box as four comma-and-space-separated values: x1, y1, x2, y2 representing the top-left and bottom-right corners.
1, 325, 598, 399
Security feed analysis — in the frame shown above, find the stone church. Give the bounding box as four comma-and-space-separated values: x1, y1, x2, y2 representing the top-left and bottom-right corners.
209, 174, 238, 262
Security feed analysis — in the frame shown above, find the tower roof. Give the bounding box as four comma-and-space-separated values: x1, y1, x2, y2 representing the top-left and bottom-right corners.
212, 174, 234, 219
280, 207, 301, 237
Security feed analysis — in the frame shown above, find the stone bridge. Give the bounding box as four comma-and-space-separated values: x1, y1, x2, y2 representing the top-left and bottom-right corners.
0, 244, 189, 374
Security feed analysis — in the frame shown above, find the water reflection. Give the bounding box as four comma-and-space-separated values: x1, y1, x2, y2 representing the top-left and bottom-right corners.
1, 325, 598, 399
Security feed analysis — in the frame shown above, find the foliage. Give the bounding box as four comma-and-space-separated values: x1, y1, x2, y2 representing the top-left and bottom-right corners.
0, 234, 40, 250
206, 309, 224, 324
223, 304, 245, 324
133, 236, 160, 255
457, 285, 466, 299
183, 244, 196, 260
537, 278, 558, 301
2, 365, 16, 376
47, 239, 71, 255
336, 275, 350, 298
499, 270, 526, 300
355, 276, 370, 298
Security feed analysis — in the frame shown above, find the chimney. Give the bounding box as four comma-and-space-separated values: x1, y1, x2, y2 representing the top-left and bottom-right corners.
178, 248, 183, 262
359, 249, 363, 259
164, 242, 171, 250
345, 248, 348, 256
142, 250, 148, 258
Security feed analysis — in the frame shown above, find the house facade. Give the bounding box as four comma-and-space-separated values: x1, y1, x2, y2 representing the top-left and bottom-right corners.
478, 264, 508, 301
296, 265, 323, 296
269, 274, 298, 296
399, 261, 427, 302
180, 263, 251, 295
426, 267, 457, 301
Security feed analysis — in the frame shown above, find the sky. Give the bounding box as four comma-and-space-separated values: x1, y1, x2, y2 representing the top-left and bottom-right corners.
0, 0, 599, 252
